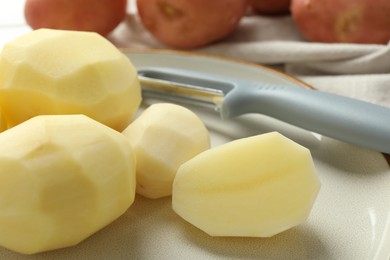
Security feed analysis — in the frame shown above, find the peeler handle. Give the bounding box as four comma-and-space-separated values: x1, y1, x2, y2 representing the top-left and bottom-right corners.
222, 83, 390, 153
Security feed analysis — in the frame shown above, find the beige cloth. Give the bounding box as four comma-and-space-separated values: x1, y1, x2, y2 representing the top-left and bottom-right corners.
109, 13, 390, 108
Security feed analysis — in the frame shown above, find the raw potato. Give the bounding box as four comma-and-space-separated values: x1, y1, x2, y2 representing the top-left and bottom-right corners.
249, 0, 291, 15
136, 0, 248, 49
24, 0, 127, 36
0, 114, 136, 254
0, 109, 5, 132
122, 103, 210, 199
172, 132, 320, 237
0, 29, 141, 131
291, 0, 390, 44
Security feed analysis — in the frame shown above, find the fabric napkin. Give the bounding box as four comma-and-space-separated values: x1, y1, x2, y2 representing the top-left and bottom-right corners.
109, 11, 390, 109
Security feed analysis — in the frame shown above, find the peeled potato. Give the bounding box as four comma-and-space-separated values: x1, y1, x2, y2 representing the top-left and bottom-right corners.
172, 132, 320, 237
0, 109, 5, 132
0, 29, 141, 131
122, 103, 210, 199
0, 114, 136, 254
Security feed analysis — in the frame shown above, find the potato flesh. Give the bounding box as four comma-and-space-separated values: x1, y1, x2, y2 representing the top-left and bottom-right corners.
0, 115, 136, 254
0, 109, 5, 132
122, 103, 210, 199
172, 132, 320, 237
0, 29, 141, 131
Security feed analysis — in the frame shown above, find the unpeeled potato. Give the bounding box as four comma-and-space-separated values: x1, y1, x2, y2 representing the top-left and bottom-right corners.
291, 0, 390, 44
249, 0, 291, 15
25, 0, 127, 36
136, 0, 248, 49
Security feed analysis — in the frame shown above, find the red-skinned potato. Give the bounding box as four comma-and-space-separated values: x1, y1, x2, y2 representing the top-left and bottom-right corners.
291, 0, 390, 44
24, 0, 127, 36
249, 0, 291, 15
136, 0, 248, 49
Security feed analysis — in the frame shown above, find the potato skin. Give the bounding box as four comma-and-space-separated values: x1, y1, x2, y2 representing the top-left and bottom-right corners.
249, 0, 291, 15
136, 0, 248, 49
291, 0, 390, 44
24, 0, 127, 36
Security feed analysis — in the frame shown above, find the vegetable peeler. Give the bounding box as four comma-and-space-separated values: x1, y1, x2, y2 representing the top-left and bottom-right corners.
138, 67, 390, 154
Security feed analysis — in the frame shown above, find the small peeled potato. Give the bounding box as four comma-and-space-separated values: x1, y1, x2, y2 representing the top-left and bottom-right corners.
122, 103, 210, 199
0, 114, 136, 254
173, 132, 320, 237
0, 29, 141, 131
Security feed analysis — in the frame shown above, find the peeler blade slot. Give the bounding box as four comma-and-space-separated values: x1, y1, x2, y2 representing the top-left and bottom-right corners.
138, 68, 233, 110
138, 69, 234, 94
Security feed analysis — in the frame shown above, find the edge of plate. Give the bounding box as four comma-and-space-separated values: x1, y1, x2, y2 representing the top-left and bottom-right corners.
120, 47, 315, 89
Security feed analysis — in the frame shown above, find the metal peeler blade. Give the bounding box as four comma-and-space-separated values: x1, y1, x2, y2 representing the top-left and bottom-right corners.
138, 67, 390, 154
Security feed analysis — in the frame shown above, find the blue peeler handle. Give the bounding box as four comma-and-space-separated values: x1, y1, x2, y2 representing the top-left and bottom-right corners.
137, 67, 390, 154
222, 82, 390, 154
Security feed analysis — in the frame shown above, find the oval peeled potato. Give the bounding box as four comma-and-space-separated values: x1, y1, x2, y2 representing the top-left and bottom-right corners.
172, 132, 321, 237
